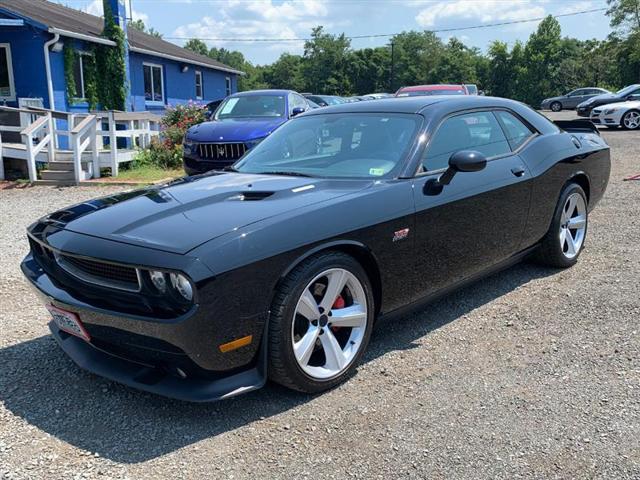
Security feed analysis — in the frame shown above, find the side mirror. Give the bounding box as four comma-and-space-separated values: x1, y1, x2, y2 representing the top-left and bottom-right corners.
424, 150, 487, 195
291, 107, 306, 117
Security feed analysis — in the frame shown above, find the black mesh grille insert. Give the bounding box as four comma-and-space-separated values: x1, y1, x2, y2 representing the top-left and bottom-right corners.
62, 255, 138, 283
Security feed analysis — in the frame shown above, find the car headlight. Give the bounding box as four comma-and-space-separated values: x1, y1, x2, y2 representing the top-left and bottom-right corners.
149, 270, 167, 292
604, 108, 619, 115
147, 270, 194, 302
183, 141, 195, 154
170, 273, 194, 301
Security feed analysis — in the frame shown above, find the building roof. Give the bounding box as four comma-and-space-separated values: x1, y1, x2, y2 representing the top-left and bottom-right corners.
0, 0, 243, 75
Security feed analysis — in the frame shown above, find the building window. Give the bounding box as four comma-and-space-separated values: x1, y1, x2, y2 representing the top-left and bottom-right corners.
225, 76, 231, 96
72, 53, 91, 99
143, 63, 164, 103
0, 43, 16, 101
195, 70, 203, 99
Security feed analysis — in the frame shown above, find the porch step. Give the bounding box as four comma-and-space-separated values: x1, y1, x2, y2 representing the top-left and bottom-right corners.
40, 170, 76, 181
47, 160, 91, 171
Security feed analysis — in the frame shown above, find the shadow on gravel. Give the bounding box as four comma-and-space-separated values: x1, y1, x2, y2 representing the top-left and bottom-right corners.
0, 262, 555, 464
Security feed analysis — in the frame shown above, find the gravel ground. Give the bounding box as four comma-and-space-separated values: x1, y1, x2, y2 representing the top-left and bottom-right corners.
0, 112, 639, 479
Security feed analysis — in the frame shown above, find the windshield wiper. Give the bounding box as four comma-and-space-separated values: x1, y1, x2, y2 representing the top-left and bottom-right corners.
258, 171, 314, 178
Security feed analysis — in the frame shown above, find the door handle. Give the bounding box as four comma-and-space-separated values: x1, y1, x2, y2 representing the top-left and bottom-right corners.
511, 166, 526, 177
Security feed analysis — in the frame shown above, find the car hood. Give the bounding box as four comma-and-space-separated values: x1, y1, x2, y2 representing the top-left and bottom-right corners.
595, 100, 640, 110
579, 93, 618, 107
186, 117, 286, 143
47, 173, 371, 254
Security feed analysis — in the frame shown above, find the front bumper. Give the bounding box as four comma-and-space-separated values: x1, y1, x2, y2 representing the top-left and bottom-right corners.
183, 155, 235, 175
21, 253, 268, 402
577, 106, 592, 117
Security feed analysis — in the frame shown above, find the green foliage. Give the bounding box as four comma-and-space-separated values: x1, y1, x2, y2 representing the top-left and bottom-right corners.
128, 18, 162, 38
133, 141, 183, 170
63, 45, 77, 103
135, 103, 206, 170
63, 45, 98, 109
607, 0, 640, 33
302, 27, 352, 95
184, 38, 209, 56
95, 0, 127, 110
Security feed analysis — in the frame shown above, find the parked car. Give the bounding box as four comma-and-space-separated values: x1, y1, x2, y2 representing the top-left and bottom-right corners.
21, 96, 610, 401
590, 100, 640, 130
182, 89, 312, 175
540, 88, 610, 112
395, 84, 469, 97
365, 93, 393, 99
303, 94, 346, 107
464, 84, 479, 95
576, 84, 640, 117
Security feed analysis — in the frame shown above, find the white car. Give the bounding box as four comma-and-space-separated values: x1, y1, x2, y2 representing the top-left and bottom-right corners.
590, 100, 640, 130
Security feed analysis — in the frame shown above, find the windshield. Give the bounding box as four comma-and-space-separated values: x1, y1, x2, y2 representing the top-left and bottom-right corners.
616, 85, 639, 96
234, 113, 421, 178
397, 89, 466, 97
215, 95, 285, 119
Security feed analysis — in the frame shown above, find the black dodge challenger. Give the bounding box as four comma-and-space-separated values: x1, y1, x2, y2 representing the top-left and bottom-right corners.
21, 96, 610, 401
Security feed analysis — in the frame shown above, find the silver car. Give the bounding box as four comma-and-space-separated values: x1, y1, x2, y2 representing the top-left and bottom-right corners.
541, 88, 610, 112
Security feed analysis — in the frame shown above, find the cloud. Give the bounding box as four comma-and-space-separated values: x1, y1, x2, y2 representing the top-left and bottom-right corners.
83, 0, 149, 24
171, 0, 330, 56
414, 0, 546, 28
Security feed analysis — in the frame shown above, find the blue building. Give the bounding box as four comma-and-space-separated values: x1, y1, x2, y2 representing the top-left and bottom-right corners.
0, 0, 242, 114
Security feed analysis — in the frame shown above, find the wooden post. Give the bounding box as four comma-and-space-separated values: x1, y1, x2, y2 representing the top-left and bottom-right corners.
108, 111, 118, 176
24, 133, 37, 182
72, 131, 81, 184
90, 118, 100, 179
0, 132, 4, 181
46, 112, 56, 163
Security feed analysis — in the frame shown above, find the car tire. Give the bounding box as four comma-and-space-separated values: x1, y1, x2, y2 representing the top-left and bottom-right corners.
550, 102, 562, 112
268, 251, 375, 393
534, 183, 588, 268
621, 110, 640, 130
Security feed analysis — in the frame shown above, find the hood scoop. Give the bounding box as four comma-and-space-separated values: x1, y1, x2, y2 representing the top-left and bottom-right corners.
227, 191, 275, 201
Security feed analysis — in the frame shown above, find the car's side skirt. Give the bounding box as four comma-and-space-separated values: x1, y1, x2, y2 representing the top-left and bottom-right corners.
376, 244, 540, 324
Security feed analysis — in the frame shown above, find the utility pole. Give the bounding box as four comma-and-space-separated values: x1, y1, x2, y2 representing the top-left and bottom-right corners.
389, 41, 395, 93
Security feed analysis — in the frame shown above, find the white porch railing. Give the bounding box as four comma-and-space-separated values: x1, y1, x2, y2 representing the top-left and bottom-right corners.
70, 114, 100, 183
0, 106, 161, 183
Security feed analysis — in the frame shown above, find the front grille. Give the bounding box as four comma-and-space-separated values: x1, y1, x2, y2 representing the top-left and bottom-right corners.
30, 237, 141, 292
198, 142, 247, 161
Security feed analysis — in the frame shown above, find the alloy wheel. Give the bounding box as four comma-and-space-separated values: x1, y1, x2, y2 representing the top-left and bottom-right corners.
551, 102, 562, 112
291, 268, 368, 379
559, 192, 587, 259
623, 111, 640, 129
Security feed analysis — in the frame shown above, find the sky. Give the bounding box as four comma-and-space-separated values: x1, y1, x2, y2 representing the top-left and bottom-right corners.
54, 0, 613, 65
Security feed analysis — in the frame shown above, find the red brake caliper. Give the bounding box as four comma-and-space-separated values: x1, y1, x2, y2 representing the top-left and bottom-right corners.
331, 295, 345, 331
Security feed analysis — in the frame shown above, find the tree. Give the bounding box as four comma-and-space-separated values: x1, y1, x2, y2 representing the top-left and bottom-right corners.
431, 38, 479, 84
302, 26, 352, 94
487, 41, 513, 97
521, 16, 563, 105
606, 0, 640, 34
346, 47, 389, 94
262, 53, 305, 91
184, 39, 209, 56
127, 18, 162, 38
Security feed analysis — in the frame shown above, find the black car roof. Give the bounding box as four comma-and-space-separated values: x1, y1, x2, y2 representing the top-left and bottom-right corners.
300, 95, 558, 135
301, 95, 526, 115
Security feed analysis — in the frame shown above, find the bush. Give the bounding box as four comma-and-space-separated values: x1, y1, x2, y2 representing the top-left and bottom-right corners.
134, 101, 206, 170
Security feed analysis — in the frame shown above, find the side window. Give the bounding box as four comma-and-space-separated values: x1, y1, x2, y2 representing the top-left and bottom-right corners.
423, 111, 511, 171
495, 111, 535, 151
